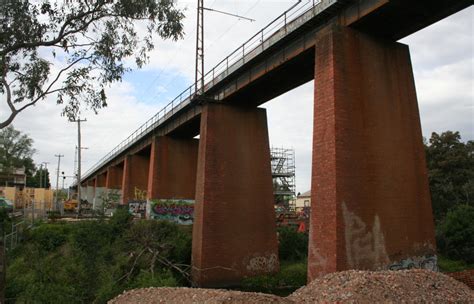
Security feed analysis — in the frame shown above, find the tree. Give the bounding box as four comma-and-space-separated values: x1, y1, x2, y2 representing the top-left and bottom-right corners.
0, 0, 184, 128
0, 125, 36, 184
437, 205, 474, 264
424, 131, 474, 221
26, 167, 51, 188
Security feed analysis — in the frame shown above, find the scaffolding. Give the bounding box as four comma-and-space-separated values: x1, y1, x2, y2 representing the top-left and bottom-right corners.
271, 147, 296, 207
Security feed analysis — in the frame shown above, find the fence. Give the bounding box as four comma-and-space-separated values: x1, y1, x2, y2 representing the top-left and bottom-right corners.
2, 220, 26, 252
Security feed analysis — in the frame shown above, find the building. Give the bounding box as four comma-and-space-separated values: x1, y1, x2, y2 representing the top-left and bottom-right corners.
0, 167, 26, 188
294, 190, 311, 211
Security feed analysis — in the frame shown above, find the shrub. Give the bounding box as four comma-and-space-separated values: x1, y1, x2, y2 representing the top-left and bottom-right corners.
278, 226, 308, 261
437, 204, 474, 264
109, 206, 133, 236
241, 261, 307, 294
29, 223, 71, 252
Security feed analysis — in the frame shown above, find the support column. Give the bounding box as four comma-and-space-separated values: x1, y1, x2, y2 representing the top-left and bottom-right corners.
192, 103, 279, 287
80, 183, 87, 201
308, 26, 436, 281
106, 165, 123, 190
106, 164, 124, 201
86, 179, 95, 203
147, 136, 199, 200
122, 154, 150, 203
94, 172, 107, 209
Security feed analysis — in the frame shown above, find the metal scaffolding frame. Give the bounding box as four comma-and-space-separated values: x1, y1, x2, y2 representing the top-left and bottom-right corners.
271, 147, 296, 205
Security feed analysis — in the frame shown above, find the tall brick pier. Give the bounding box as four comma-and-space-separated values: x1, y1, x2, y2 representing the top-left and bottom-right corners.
192, 104, 279, 287
309, 25, 435, 280
78, 0, 471, 288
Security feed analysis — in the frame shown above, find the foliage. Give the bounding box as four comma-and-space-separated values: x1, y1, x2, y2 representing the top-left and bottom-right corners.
0, 208, 11, 235
425, 131, 474, 221
118, 220, 192, 284
278, 226, 308, 261
0, 125, 36, 180
29, 223, 71, 252
0, 0, 185, 128
438, 255, 474, 273
240, 228, 308, 295
27, 167, 51, 188
6, 216, 192, 303
108, 206, 133, 235
436, 205, 474, 264
241, 261, 307, 295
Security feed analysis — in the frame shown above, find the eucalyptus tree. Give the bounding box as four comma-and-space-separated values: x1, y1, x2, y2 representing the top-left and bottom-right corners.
0, 0, 185, 128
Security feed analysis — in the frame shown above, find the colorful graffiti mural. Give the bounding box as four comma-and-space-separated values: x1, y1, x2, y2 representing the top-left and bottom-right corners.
150, 199, 194, 225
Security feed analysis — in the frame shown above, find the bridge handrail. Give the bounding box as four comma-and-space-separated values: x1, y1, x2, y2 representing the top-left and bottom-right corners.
82, 0, 334, 182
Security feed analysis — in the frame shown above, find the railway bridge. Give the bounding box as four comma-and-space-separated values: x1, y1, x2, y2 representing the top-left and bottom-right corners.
79, 0, 472, 287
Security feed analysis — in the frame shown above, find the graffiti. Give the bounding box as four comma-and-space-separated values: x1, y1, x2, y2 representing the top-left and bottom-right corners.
389, 255, 438, 272
134, 187, 147, 200
342, 202, 390, 269
245, 253, 278, 273
128, 200, 147, 219
150, 199, 194, 225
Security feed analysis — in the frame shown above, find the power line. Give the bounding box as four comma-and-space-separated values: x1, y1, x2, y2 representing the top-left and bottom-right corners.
145, 0, 259, 102
203, 7, 255, 22
207, 0, 262, 49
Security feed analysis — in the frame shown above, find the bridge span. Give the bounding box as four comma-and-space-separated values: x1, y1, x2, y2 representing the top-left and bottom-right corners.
79, 0, 472, 287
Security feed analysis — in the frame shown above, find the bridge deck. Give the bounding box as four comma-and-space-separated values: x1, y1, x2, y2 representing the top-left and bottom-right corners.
82, 0, 472, 182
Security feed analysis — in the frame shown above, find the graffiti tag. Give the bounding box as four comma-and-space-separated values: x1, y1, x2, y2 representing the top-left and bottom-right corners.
150, 199, 194, 225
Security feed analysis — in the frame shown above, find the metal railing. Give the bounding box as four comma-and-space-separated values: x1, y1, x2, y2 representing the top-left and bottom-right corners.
82, 0, 339, 181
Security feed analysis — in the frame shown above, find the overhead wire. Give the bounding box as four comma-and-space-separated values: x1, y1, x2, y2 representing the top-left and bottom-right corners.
143, 0, 262, 105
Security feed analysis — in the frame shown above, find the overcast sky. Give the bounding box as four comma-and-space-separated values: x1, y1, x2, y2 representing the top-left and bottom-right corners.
2, 1, 472, 192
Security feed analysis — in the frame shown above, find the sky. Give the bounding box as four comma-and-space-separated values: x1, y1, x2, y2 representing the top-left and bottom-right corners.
1, 1, 473, 193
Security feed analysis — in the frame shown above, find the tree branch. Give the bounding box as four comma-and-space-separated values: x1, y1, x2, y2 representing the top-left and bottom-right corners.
0, 56, 91, 129
1, 60, 16, 114
1, 3, 105, 55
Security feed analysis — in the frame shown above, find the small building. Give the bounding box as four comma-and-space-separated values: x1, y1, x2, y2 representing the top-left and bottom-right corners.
294, 190, 311, 211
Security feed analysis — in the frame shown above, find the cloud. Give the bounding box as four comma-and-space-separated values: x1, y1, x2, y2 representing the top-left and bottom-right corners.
1, 1, 472, 194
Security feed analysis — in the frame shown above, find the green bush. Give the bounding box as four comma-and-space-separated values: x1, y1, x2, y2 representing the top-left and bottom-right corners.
241, 261, 307, 294
7, 218, 193, 303
109, 207, 133, 236
29, 223, 71, 252
437, 205, 474, 264
278, 226, 308, 261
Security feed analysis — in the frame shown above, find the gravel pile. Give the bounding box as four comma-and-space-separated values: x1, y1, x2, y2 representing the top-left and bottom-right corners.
109, 270, 474, 303
108, 287, 292, 304
289, 269, 474, 303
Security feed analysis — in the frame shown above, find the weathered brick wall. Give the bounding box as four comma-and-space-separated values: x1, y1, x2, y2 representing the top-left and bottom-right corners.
446, 269, 474, 290
192, 103, 279, 287
308, 25, 436, 281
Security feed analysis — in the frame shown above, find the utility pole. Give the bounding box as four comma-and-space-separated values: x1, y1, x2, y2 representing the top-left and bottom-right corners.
195, 0, 204, 95
39, 163, 43, 188
42, 162, 49, 188
194, 1, 254, 95
54, 154, 64, 211
71, 118, 87, 214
